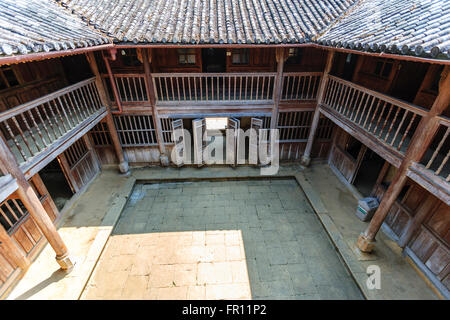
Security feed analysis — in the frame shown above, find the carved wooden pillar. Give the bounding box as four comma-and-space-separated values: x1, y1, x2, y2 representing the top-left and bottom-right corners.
301, 51, 335, 166
270, 48, 288, 130
0, 223, 30, 270
142, 48, 168, 166
86, 51, 129, 174
0, 137, 74, 269
357, 66, 450, 253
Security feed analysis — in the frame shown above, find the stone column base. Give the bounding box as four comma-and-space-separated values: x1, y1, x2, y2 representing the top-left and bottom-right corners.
356, 234, 376, 253
56, 253, 76, 270
119, 161, 129, 174
300, 155, 311, 167
160, 155, 169, 167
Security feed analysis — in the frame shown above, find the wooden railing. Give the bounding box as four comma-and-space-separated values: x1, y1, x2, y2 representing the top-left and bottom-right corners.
152, 73, 276, 103
0, 78, 104, 165
418, 116, 450, 182
103, 73, 148, 104
322, 76, 427, 154
280, 72, 322, 101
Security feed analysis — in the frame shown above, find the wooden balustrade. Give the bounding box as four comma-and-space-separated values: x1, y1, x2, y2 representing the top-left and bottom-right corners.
280, 72, 322, 101
102, 74, 147, 104
322, 75, 427, 155
152, 73, 276, 103
0, 78, 104, 165
419, 116, 450, 182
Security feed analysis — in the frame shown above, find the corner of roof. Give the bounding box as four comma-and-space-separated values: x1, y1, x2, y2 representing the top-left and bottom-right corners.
311, 0, 366, 42
51, 0, 113, 42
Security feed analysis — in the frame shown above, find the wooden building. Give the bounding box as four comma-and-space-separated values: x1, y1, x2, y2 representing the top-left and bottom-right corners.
0, 0, 448, 299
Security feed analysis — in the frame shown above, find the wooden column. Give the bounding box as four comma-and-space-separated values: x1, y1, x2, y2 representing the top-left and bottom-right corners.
142, 48, 168, 166
0, 223, 30, 270
0, 137, 74, 269
102, 50, 122, 112
357, 66, 450, 253
270, 48, 288, 130
301, 51, 335, 166
86, 52, 129, 174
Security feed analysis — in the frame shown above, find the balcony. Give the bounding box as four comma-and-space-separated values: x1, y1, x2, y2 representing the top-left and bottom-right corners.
320, 75, 427, 167
104, 72, 322, 114
407, 116, 450, 204
0, 78, 107, 197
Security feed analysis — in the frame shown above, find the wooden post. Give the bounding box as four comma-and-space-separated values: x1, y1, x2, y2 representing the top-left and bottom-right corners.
102, 50, 123, 113
142, 48, 168, 166
357, 66, 450, 253
270, 48, 288, 130
0, 137, 74, 269
0, 223, 30, 270
301, 51, 334, 166
86, 52, 129, 174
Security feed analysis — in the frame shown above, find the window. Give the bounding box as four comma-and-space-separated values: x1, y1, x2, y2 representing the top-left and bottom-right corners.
120, 49, 142, 67
231, 49, 249, 64
372, 59, 393, 78
178, 49, 196, 64
0, 66, 19, 90
286, 48, 302, 64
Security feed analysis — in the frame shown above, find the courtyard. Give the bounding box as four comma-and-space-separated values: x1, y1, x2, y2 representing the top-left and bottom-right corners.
5, 164, 439, 300
82, 179, 363, 300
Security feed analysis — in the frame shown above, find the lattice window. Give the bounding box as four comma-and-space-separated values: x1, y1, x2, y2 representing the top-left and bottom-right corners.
177, 49, 196, 65
161, 118, 174, 144
90, 122, 112, 146
316, 117, 334, 140
114, 115, 157, 146
231, 49, 249, 64
277, 111, 313, 141
65, 139, 89, 169
0, 198, 27, 233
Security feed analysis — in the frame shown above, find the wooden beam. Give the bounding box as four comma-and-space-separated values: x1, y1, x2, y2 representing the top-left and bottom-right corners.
142, 48, 168, 165
0, 136, 74, 269
86, 52, 129, 173
357, 66, 450, 253
270, 48, 288, 130
301, 51, 334, 166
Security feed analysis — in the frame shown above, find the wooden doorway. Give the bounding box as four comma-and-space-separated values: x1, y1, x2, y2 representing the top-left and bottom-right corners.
0, 172, 59, 294
202, 48, 227, 72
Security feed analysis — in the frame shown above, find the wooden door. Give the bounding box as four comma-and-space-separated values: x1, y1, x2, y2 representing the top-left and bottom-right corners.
58, 135, 100, 193
226, 118, 240, 166
172, 119, 186, 166
192, 118, 206, 167
248, 118, 263, 165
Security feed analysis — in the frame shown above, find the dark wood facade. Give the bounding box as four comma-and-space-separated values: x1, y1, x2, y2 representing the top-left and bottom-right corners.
0, 45, 448, 298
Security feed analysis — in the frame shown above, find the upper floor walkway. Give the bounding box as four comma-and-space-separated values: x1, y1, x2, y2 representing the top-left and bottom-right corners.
0, 78, 108, 203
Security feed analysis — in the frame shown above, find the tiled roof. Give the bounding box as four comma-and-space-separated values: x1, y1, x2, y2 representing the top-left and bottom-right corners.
316, 0, 450, 59
56, 0, 357, 44
0, 0, 449, 60
0, 0, 111, 56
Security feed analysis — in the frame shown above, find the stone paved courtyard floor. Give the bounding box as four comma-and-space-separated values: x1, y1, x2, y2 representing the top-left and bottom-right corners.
81, 178, 363, 300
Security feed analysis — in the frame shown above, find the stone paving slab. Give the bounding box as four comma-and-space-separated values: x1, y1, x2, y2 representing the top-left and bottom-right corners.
7, 163, 438, 300
81, 178, 363, 300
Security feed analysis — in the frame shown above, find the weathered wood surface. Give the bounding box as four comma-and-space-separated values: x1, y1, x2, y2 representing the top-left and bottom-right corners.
360, 66, 450, 250
322, 75, 427, 155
